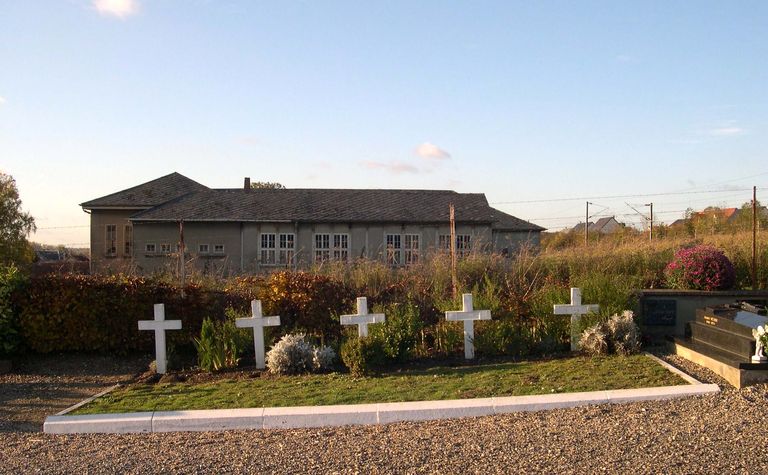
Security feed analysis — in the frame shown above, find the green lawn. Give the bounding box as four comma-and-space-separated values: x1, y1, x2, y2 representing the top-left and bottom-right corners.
75, 354, 685, 414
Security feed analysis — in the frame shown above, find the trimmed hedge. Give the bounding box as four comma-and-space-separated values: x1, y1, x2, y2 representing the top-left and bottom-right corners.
15, 275, 252, 353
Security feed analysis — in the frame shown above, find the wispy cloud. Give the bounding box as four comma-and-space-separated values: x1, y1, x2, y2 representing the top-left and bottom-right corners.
93, 0, 140, 18
415, 142, 451, 160
0, 96, 5, 106
360, 160, 419, 174
709, 126, 746, 137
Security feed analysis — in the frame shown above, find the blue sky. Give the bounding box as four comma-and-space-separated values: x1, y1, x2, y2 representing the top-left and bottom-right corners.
1, 0, 766, 245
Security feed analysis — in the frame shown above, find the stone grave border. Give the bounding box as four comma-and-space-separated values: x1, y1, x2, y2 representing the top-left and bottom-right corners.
43, 354, 719, 434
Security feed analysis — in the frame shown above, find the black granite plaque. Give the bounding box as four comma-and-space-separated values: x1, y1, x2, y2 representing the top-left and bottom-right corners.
642, 299, 677, 326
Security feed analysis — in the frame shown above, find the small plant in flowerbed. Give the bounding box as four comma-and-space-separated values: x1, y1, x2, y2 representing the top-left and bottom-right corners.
193, 311, 249, 372
580, 311, 641, 356
664, 244, 736, 291
265, 333, 336, 375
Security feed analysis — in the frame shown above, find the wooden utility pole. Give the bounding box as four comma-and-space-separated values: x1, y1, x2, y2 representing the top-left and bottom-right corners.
179, 220, 186, 298
449, 204, 458, 299
584, 201, 589, 246
753, 186, 758, 289
645, 203, 653, 241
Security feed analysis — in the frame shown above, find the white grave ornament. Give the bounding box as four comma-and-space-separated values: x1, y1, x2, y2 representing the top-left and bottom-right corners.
236, 299, 281, 369
340, 297, 385, 337
752, 325, 768, 363
445, 293, 492, 360
138, 303, 182, 374
553, 287, 599, 351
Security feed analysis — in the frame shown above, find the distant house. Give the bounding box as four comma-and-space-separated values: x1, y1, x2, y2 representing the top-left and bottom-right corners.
670, 207, 748, 232
80, 173, 545, 275
572, 216, 624, 235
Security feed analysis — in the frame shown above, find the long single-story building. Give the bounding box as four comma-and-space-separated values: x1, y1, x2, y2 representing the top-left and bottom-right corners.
80, 173, 544, 274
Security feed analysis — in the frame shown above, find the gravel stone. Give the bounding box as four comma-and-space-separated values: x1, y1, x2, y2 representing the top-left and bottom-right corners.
1, 353, 766, 474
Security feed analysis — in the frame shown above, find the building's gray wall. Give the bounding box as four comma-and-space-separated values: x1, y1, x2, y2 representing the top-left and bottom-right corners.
132, 222, 242, 275
492, 230, 541, 254
89, 209, 144, 273
124, 220, 541, 275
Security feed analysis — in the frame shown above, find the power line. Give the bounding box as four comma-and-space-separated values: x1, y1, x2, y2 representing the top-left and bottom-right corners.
491, 187, 765, 205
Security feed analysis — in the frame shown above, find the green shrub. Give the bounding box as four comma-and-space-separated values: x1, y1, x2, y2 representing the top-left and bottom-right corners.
474, 320, 533, 357
431, 321, 464, 356
193, 314, 247, 372
0, 265, 26, 357
369, 302, 422, 362
340, 336, 386, 377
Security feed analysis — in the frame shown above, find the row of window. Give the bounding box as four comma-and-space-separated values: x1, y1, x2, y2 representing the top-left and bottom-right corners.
106, 226, 472, 265
143, 243, 225, 254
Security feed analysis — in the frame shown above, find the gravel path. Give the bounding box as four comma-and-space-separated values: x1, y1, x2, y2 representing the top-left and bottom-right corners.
1, 353, 766, 474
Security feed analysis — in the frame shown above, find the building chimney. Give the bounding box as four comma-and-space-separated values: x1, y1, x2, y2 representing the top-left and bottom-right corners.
244, 177, 251, 191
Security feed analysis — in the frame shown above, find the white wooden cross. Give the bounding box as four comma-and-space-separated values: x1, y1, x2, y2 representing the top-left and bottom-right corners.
553, 287, 600, 351
340, 297, 385, 337
236, 300, 281, 369
138, 304, 182, 375
445, 293, 492, 360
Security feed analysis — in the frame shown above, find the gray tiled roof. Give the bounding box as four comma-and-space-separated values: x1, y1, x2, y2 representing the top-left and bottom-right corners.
130, 188, 543, 230
80, 172, 209, 208
489, 208, 546, 232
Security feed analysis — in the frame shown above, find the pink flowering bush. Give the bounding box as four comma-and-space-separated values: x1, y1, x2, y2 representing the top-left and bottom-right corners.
664, 245, 735, 291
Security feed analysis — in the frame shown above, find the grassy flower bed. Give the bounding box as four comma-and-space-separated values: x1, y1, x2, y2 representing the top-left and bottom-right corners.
75, 354, 685, 414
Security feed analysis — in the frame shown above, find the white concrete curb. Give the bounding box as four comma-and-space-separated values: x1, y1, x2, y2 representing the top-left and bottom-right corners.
43, 383, 719, 434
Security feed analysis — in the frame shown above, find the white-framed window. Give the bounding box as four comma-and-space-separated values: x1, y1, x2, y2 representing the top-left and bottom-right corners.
457, 234, 471, 257
214, 244, 225, 254
145, 243, 156, 253
160, 243, 172, 253
404, 234, 419, 265
105, 224, 116, 256
278, 234, 294, 265
260, 233, 276, 264
439, 234, 472, 257
199, 244, 209, 254
385, 234, 402, 266
123, 225, 132, 256
333, 234, 349, 261
314, 233, 349, 263
314, 234, 330, 262
261, 233, 294, 265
